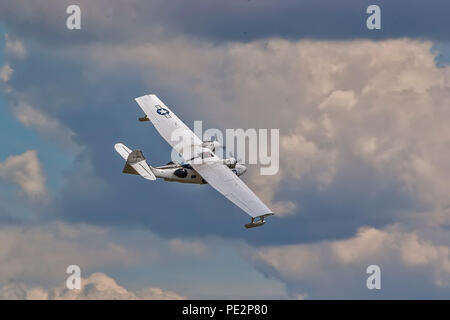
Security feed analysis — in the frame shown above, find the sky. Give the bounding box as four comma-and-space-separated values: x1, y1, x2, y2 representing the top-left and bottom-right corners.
0, 1, 449, 299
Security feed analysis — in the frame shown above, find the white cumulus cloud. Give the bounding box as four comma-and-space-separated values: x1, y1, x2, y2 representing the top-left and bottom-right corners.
0, 150, 47, 199
82, 38, 450, 221
0, 272, 185, 300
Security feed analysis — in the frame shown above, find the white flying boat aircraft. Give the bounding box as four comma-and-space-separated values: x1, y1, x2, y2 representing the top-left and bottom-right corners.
114, 94, 274, 228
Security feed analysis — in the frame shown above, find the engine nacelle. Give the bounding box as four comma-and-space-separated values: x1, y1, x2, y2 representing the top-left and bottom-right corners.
232, 164, 247, 176
223, 157, 237, 168
202, 141, 221, 153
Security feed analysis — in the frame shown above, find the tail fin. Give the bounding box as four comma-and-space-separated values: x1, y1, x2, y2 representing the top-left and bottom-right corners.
114, 143, 156, 181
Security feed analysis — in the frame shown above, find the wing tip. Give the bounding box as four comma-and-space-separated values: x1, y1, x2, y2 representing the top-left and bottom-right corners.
114, 143, 132, 161
134, 93, 157, 101
245, 213, 274, 229
114, 142, 124, 149
260, 212, 275, 218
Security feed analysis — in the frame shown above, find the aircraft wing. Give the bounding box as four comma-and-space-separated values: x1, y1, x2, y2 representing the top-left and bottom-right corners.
135, 94, 203, 159
191, 160, 274, 219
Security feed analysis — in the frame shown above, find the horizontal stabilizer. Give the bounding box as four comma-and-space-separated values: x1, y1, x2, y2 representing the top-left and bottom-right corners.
114, 143, 156, 181
122, 162, 139, 175
115, 143, 132, 161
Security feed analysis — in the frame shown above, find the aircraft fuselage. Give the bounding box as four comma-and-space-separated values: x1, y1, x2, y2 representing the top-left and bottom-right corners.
152, 162, 246, 184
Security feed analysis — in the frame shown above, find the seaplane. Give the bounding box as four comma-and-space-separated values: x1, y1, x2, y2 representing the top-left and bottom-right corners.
114, 94, 274, 228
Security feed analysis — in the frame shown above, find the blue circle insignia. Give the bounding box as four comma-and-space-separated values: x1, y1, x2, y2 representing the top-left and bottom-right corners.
156, 107, 170, 116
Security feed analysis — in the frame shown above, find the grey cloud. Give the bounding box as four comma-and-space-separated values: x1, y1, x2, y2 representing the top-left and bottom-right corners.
81, 38, 450, 229
4, 2, 450, 299
0, 222, 141, 285
12, 103, 80, 153
4, 34, 27, 59
1, 0, 450, 45
3, 33, 450, 246
250, 225, 450, 298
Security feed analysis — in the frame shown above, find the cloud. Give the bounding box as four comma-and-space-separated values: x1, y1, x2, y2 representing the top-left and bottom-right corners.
137, 38, 450, 225
251, 225, 450, 298
0, 222, 140, 285
2, 4, 450, 235
0, 281, 48, 300
0, 272, 184, 300
169, 239, 208, 256
2, 1, 450, 43
0, 220, 289, 299
0, 64, 13, 82
4, 34, 26, 58
0, 150, 47, 199
246, 167, 295, 216
2, 24, 450, 297
318, 90, 356, 111
2, 34, 450, 243
12, 103, 80, 153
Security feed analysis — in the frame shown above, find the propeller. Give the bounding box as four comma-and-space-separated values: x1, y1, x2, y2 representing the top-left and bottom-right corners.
225, 151, 247, 175
228, 151, 242, 164
223, 151, 245, 169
